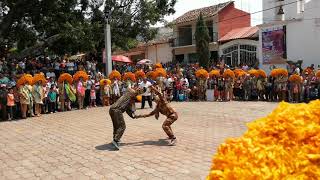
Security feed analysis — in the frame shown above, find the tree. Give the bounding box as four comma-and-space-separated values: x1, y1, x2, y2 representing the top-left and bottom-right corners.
194, 13, 210, 68
0, 0, 177, 57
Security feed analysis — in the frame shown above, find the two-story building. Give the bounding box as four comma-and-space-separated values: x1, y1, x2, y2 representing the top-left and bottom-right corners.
259, 0, 320, 72
172, 1, 251, 64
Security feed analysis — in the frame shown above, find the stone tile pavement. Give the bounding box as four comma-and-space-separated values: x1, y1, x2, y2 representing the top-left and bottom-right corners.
0, 101, 278, 180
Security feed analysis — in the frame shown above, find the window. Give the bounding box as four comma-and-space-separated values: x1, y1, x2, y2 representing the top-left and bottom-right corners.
178, 25, 193, 46
222, 44, 257, 67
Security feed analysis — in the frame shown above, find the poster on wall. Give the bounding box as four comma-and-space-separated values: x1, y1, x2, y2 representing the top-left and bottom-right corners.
262, 26, 286, 64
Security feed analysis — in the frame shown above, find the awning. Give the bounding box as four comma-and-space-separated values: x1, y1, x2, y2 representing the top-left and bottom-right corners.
219, 26, 259, 42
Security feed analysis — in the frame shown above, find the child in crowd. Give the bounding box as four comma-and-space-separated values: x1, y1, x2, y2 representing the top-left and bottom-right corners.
102, 82, 111, 106
7, 88, 15, 120
48, 85, 57, 113
90, 86, 96, 107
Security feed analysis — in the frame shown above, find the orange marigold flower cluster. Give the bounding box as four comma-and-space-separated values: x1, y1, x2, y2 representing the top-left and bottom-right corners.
270, 68, 288, 77
109, 70, 121, 80
316, 71, 320, 78
146, 71, 156, 80
257, 69, 267, 78
154, 63, 163, 69
58, 73, 73, 84
223, 69, 235, 79
195, 69, 209, 79
33, 73, 47, 86
234, 69, 246, 77
248, 69, 259, 77
136, 95, 142, 102
17, 74, 33, 87
303, 68, 314, 75
73, 71, 89, 81
135, 70, 146, 79
100, 79, 111, 86
207, 100, 320, 180
123, 72, 136, 82
209, 70, 220, 78
154, 68, 167, 78
289, 74, 302, 83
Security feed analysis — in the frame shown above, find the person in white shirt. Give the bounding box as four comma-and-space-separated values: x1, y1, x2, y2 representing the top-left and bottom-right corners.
66, 60, 75, 74
139, 78, 152, 109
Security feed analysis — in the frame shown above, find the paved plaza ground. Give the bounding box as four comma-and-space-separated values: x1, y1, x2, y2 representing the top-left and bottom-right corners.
0, 101, 278, 180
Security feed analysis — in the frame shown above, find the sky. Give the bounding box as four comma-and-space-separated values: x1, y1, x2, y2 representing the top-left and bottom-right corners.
163, 0, 263, 26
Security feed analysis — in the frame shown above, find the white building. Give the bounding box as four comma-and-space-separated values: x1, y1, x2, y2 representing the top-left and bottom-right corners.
259, 0, 320, 73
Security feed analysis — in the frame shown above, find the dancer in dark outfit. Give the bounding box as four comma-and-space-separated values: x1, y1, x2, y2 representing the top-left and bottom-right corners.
109, 87, 145, 150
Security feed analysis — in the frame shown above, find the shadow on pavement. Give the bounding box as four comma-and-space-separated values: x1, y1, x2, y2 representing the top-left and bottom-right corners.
95, 139, 170, 151
95, 143, 119, 151
121, 139, 170, 147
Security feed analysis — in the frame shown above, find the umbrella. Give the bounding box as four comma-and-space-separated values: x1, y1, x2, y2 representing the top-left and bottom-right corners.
137, 59, 152, 65
112, 55, 132, 63
69, 53, 86, 60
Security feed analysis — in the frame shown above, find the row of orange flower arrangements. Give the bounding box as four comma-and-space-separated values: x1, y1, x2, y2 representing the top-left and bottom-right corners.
197, 68, 320, 83
17, 66, 320, 87
16, 63, 167, 87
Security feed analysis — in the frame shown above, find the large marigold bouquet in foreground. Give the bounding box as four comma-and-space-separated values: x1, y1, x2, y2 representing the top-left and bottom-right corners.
207, 100, 320, 180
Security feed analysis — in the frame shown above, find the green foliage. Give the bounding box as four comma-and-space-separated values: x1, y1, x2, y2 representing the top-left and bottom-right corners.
0, 0, 176, 57
194, 13, 210, 68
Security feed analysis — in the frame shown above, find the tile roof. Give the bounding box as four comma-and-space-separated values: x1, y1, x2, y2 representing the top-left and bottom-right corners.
219, 26, 259, 42
174, 1, 232, 24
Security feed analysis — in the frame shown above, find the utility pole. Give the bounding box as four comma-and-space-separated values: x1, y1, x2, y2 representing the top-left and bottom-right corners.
105, 9, 112, 77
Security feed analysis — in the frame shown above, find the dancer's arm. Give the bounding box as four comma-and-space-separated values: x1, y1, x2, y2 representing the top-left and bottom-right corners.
150, 86, 164, 101
135, 107, 159, 119
126, 108, 135, 119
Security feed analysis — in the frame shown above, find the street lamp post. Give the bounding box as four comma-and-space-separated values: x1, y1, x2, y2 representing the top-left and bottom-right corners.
104, 9, 112, 77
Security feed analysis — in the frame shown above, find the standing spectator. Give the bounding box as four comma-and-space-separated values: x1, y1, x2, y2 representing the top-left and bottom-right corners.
102, 81, 111, 106
46, 69, 56, 79
0, 84, 8, 120
76, 78, 86, 109
48, 85, 57, 113
217, 76, 224, 101
90, 86, 97, 107
7, 88, 15, 120
54, 59, 61, 78
33, 80, 45, 117
139, 78, 152, 109
85, 76, 94, 107
13, 86, 21, 119
91, 60, 97, 75
66, 60, 75, 75
19, 83, 30, 119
